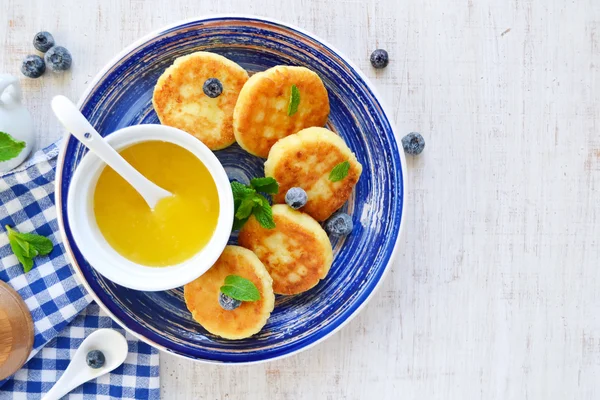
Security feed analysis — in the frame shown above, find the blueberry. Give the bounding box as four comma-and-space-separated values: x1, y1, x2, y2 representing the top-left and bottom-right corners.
219, 292, 241, 311
86, 350, 105, 369
401, 132, 425, 155
203, 78, 223, 98
44, 46, 72, 72
370, 49, 389, 69
21, 55, 46, 78
285, 187, 308, 209
325, 212, 354, 236
33, 31, 55, 53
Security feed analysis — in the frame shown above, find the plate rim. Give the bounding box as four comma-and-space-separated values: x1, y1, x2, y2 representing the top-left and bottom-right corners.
54, 14, 408, 364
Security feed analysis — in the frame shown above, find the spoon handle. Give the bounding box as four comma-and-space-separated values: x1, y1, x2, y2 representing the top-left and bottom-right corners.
51, 95, 171, 209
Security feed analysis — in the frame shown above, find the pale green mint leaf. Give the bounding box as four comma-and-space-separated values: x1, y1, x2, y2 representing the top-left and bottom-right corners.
252, 198, 275, 229
250, 177, 279, 194
220, 275, 261, 302
13, 231, 53, 255
0, 131, 26, 162
287, 84, 300, 116
29, 246, 39, 259
21, 255, 33, 273
7, 230, 33, 272
5, 225, 53, 272
16, 238, 38, 258
329, 160, 351, 182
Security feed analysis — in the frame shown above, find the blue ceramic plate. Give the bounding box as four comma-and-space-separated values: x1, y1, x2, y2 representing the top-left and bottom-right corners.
56, 16, 406, 363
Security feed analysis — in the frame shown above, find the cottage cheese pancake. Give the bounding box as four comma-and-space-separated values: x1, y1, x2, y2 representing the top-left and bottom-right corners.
239, 205, 333, 295
184, 246, 275, 340
153, 51, 248, 150
265, 127, 362, 221
233, 66, 329, 158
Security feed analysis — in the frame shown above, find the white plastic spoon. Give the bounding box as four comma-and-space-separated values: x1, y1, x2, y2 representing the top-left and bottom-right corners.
42, 329, 128, 400
51, 95, 172, 209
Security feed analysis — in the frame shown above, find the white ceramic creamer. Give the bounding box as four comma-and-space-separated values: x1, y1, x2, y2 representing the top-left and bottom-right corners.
0, 74, 35, 173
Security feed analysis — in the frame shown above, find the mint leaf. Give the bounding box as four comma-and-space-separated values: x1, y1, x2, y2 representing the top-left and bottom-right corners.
0, 132, 26, 162
231, 181, 256, 229
253, 197, 276, 229
287, 85, 300, 116
220, 275, 261, 302
231, 179, 278, 231
13, 231, 53, 255
254, 193, 270, 208
5, 225, 53, 272
235, 197, 255, 220
250, 177, 279, 194
16, 238, 38, 258
7, 232, 33, 272
231, 181, 255, 201
232, 216, 250, 231
329, 160, 350, 182
20, 254, 33, 273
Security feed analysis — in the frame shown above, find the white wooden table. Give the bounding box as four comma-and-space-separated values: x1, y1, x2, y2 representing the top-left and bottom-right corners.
3, 0, 600, 398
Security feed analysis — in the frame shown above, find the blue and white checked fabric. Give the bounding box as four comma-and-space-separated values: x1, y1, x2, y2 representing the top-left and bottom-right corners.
0, 304, 160, 399
0, 142, 160, 399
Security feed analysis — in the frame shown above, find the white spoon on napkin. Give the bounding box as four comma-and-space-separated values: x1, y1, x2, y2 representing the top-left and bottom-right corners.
42, 329, 128, 400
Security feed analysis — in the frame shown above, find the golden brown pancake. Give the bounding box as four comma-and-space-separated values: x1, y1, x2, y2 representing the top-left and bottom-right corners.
183, 246, 275, 339
264, 127, 363, 222
233, 66, 330, 158
153, 51, 249, 150
238, 205, 333, 295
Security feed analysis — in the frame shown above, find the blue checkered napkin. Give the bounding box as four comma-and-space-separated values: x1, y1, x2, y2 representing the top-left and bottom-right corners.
0, 304, 160, 400
0, 142, 160, 399
0, 142, 90, 354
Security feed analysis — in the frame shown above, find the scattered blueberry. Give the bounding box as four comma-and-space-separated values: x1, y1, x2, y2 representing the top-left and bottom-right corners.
33, 31, 55, 53
370, 49, 389, 69
325, 212, 354, 236
401, 132, 425, 155
21, 55, 46, 78
203, 78, 223, 98
219, 292, 241, 311
86, 350, 105, 369
44, 46, 72, 72
285, 187, 308, 209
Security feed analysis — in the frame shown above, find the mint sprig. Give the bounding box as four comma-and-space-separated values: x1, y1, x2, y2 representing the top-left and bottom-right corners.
220, 275, 261, 302
250, 177, 279, 194
0, 132, 26, 162
252, 195, 276, 229
287, 84, 300, 116
329, 160, 350, 182
5, 225, 53, 272
230, 177, 278, 230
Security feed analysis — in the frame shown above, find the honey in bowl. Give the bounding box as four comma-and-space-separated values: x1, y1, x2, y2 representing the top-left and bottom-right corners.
93, 141, 219, 266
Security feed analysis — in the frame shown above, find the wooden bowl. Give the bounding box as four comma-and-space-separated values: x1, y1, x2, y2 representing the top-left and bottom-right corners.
0, 281, 34, 380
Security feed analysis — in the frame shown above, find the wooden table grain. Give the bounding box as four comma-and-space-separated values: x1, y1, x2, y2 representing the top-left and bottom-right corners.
2, 0, 599, 398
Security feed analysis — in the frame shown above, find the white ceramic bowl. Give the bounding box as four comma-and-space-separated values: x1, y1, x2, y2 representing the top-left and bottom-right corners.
67, 124, 233, 291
